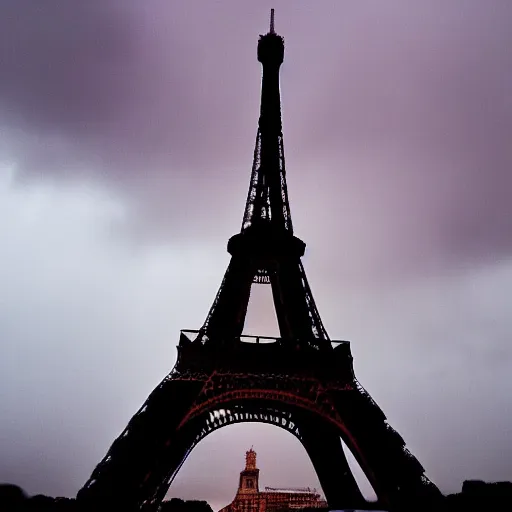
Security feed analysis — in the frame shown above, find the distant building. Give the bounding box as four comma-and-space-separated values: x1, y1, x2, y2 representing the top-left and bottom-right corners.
219, 449, 327, 512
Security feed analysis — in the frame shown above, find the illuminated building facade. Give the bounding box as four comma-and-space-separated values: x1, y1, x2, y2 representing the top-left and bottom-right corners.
219, 449, 327, 512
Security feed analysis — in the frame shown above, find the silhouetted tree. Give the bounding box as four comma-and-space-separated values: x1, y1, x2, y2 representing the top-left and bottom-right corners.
0, 484, 27, 511
440, 479, 512, 512
160, 498, 213, 512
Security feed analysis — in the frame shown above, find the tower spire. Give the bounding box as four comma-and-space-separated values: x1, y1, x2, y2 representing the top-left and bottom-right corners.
242, 10, 291, 232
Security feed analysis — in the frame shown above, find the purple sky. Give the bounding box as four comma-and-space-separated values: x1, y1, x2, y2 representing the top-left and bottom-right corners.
1, 1, 512, 509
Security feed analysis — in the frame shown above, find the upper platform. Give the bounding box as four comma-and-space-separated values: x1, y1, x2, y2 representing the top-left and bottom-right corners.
228, 223, 305, 259
258, 32, 284, 66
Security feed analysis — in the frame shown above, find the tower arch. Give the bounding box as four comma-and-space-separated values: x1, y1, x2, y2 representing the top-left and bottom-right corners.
144, 397, 368, 511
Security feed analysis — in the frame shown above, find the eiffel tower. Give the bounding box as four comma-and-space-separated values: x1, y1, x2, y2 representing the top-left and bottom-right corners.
77, 11, 442, 512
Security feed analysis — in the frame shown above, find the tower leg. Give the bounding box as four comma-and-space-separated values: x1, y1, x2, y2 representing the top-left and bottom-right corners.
331, 388, 444, 511
77, 376, 205, 511
298, 419, 367, 510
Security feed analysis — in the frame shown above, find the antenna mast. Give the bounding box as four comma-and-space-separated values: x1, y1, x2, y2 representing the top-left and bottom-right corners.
270, 9, 275, 34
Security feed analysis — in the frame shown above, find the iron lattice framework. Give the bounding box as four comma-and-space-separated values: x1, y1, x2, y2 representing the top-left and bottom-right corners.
77, 11, 442, 512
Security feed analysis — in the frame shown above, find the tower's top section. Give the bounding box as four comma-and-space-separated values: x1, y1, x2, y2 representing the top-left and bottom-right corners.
241, 9, 292, 233
245, 448, 257, 470
258, 9, 284, 66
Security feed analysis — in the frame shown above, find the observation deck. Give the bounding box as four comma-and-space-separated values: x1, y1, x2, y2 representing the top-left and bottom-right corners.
175, 330, 355, 382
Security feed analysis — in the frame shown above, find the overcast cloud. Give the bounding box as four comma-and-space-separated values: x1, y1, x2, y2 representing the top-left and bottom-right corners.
1, 1, 512, 509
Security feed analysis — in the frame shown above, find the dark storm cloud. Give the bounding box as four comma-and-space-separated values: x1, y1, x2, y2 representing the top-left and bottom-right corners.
1, 1, 512, 273
297, 1, 512, 274
0, 1, 200, 172
0, 0, 266, 243
0, 0, 266, 173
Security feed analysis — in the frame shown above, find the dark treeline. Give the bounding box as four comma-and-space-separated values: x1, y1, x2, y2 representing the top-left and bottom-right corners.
439, 479, 512, 512
159, 498, 213, 512
2, 480, 512, 512
0, 486, 213, 512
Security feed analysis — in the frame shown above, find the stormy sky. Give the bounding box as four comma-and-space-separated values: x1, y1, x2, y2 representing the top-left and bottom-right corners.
1, 0, 512, 508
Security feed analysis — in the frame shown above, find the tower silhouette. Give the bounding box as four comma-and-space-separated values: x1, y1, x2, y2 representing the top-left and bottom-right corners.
77, 11, 442, 512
